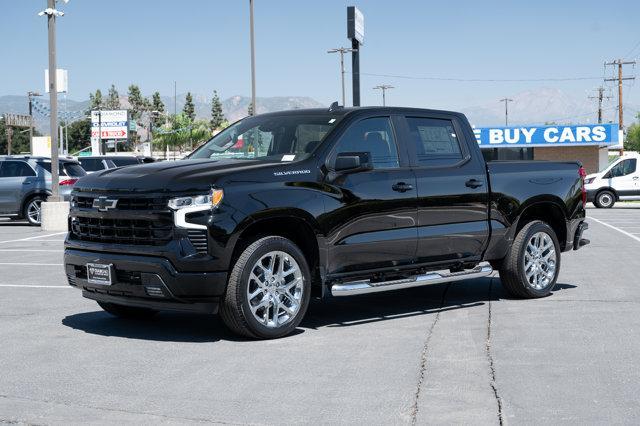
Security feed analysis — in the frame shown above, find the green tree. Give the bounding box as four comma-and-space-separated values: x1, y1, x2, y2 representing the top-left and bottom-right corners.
625, 115, 640, 152
183, 92, 195, 122
89, 89, 103, 110
65, 118, 92, 154
105, 84, 120, 109
210, 90, 225, 130
154, 113, 211, 153
0, 119, 34, 154
127, 84, 148, 120
150, 92, 165, 128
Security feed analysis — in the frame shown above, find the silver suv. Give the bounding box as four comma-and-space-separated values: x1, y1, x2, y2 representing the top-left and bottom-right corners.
0, 156, 87, 225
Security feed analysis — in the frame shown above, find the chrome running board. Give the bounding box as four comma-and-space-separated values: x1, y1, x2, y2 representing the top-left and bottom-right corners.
330, 262, 493, 297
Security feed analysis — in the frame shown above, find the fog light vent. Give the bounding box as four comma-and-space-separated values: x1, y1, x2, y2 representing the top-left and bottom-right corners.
145, 286, 165, 298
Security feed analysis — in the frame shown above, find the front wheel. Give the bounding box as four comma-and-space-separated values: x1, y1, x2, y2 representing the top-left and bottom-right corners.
594, 190, 615, 208
498, 220, 560, 298
220, 236, 311, 339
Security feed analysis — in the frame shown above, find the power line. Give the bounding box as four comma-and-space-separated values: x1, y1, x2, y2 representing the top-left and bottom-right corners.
623, 39, 640, 60
355, 72, 602, 83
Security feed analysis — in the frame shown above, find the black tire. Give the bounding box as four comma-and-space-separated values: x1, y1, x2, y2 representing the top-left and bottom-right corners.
220, 236, 312, 339
97, 301, 158, 319
23, 195, 45, 226
594, 190, 615, 209
498, 220, 561, 298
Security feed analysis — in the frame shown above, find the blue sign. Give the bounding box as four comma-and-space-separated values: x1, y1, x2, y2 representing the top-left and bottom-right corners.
473, 124, 619, 148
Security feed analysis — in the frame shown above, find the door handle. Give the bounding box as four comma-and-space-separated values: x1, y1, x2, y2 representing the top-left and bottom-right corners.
392, 182, 413, 192
633, 176, 639, 180
465, 179, 484, 189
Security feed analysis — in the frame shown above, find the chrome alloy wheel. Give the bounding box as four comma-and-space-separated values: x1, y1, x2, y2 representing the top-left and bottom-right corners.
246, 251, 304, 328
27, 199, 42, 224
523, 231, 557, 290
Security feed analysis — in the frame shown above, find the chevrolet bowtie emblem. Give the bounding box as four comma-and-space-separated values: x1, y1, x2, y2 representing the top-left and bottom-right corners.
92, 196, 118, 212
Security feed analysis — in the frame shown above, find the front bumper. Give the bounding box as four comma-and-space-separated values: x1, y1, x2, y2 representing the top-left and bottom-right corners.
64, 249, 227, 313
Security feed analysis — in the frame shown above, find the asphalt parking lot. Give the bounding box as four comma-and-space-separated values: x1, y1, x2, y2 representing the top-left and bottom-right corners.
1, 205, 640, 425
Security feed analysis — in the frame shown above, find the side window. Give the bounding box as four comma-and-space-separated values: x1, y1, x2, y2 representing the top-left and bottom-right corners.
79, 159, 101, 172
333, 117, 399, 169
607, 159, 636, 178
0, 161, 36, 178
406, 117, 462, 165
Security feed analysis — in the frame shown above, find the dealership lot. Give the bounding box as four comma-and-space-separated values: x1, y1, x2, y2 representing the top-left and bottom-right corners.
1, 207, 640, 424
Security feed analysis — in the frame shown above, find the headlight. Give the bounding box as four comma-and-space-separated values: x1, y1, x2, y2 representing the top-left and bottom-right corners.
168, 188, 224, 210
584, 177, 595, 184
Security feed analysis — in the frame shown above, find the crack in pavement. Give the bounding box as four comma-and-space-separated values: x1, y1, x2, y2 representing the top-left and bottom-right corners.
0, 394, 249, 425
409, 282, 451, 425
486, 277, 505, 426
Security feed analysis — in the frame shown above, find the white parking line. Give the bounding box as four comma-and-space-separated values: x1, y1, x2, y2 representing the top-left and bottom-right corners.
0, 249, 62, 252
0, 232, 67, 244
0, 263, 62, 266
0, 284, 70, 288
590, 217, 640, 243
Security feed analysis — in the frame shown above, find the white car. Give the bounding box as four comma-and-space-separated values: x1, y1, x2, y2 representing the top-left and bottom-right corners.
585, 153, 640, 208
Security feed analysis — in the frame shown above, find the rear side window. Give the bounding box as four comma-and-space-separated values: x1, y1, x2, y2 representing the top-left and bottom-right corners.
0, 161, 36, 177
36, 161, 67, 176
79, 158, 104, 171
406, 117, 463, 165
63, 163, 87, 177
333, 117, 400, 169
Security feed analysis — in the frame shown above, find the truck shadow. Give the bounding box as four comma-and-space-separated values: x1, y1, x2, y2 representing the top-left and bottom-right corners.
61, 279, 577, 342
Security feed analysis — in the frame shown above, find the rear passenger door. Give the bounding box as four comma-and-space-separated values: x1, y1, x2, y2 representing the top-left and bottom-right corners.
399, 114, 490, 265
322, 115, 418, 275
0, 161, 37, 214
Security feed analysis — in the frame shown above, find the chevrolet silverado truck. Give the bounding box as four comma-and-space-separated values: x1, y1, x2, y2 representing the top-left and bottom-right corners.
64, 106, 590, 339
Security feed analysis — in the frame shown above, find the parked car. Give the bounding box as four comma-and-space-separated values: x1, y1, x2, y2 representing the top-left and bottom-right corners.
77, 156, 117, 173
0, 156, 86, 225
64, 106, 589, 339
107, 155, 156, 167
585, 153, 640, 208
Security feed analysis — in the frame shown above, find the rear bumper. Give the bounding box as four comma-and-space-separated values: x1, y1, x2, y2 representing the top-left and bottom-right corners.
64, 249, 227, 313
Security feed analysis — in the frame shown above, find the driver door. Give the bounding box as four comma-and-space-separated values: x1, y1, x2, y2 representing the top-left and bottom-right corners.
321, 116, 418, 276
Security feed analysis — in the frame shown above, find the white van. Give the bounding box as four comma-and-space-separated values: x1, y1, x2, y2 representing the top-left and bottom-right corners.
585, 153, 640, 208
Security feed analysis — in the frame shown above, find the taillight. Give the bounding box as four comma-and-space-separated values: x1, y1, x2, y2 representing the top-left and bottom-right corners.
579, 166, 587, 208
59, 178, 78, 186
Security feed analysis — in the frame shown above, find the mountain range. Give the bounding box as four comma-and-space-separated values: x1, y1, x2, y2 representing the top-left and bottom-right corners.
1, 88, 638, 133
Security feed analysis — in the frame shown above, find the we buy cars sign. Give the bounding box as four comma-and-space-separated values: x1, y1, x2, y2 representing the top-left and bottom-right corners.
91, 110, 128, 139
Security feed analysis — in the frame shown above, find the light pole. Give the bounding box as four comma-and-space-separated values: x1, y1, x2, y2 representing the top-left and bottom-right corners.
500, 98, 513, 126
38, 0, 66, 202
27, 91, 42, 154
373, 84, 394, 106
328, 47, 356, 106
249, 0, 257, 115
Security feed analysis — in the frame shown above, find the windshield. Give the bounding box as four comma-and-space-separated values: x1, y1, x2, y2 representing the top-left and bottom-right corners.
189, 114, 339, 161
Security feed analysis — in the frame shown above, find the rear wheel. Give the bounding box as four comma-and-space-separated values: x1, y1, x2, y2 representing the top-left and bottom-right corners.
97, 301, 158, 319
498, 220, 560, 298
220, 236, 311, 339
23, 196, 44, 226
594, 190, 615, 208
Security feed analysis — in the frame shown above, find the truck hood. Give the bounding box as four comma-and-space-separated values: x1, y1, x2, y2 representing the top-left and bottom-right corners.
74, 158, 272, 193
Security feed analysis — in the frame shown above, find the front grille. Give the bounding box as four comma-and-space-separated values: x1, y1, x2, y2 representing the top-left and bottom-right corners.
73, 195, 169, 211
187, 230, 208, 254
71, 216, 172, 245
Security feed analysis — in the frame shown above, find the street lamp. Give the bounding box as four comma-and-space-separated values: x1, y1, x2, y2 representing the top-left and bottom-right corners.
328, 47, 357, 107
249, 0, 256, 116
499, 98, 513, 126
373, 84, 394, 106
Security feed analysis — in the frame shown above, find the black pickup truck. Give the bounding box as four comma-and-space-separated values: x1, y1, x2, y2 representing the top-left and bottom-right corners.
64, 106, 589, 338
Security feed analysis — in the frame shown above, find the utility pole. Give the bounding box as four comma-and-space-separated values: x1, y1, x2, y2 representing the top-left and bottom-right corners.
41, 0, 62, 202
327, 47, 356, 106
605, 59, 636, 156
173, 81, 177, 116
6, 126, 13, 156
249, 0, 257, 115
373, 84, 394, 106
588, 87, 612, 124
27, 91, 41, 154
499, 98, 513, 127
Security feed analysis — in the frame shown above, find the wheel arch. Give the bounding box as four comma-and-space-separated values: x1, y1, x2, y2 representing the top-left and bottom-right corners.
20, 190, 50, 217
594, 187, 618, 201
514, 200, 568, 250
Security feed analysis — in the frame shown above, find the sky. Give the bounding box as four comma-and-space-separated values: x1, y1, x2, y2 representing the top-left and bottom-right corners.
1, 0, 640, 110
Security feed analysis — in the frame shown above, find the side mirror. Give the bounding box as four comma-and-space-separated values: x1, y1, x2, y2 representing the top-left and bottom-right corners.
333, 152, 372, 173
